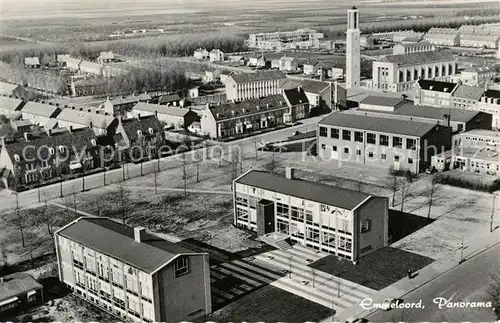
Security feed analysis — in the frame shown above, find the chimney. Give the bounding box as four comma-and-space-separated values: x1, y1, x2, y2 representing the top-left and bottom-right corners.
134, 227, 146, 242
285, 167, 295, 180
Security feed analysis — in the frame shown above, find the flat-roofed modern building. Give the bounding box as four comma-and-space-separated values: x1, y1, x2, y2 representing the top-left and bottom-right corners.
452, 129, 500, 150
225, 71, 286, 101
233, 169, 389, 263
372, 50, 457, 93
349, 101, 492, 133
317, 112, 452, 173
54, 217, 212, 323
432, 147, 499, 176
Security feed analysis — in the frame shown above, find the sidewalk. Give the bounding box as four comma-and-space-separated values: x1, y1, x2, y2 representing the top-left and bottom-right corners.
329, 229, 500, 322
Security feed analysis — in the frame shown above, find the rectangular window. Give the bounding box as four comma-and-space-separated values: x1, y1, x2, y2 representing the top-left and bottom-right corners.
392, 136, 402, 148
368, 152, 374, 158
406, 138, 417, 150
354, 131, 363, 142
277, 202, 289, 218
332, 146, 337, 152
291, 206, 304, 222
319, 126, 327, 137
361, 219, 371, 233
379, 135, 389, 146
174, 257, 189, 277
394, 156, 400, 162
342, 130, 351, 141
235, 195, 247, 207
367, 133, 376, 144
457, 124, 463, 131
330, 128, 339, 139
344, 147, 349, 154
321, 144, 326, 149
356, 149, 361, 156
381, 154, 386, 160
408, 158, 414, 164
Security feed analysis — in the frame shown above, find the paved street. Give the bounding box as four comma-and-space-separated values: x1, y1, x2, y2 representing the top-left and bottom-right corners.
365, 243, 500, 322
0, 116, 324, 212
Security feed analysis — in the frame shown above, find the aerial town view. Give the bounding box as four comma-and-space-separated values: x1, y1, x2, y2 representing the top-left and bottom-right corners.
0, 0, 499, 322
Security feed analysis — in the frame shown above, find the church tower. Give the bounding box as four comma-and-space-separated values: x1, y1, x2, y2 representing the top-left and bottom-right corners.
346, 6, 361, 89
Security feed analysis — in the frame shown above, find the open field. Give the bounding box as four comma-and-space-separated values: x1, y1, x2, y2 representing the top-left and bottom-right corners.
204, 284, 332, 322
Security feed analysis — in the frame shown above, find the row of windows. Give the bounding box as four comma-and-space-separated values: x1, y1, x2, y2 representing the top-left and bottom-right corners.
319, 127, 417, 149
322, 145, 415, 164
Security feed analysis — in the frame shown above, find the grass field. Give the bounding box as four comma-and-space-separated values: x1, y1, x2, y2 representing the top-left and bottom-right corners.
204, 284, 332, 322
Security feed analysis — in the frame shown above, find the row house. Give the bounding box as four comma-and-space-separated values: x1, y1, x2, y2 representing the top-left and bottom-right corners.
233, 168, 389, 263
225, 71, 286, 101
317, 112, 452, 173
460, 34, 500, 49
392, 30, 425, 43
97, 51, 115, 64
247, 29, 323, 50
158, 94, 181, 106
351, 101, 491, 133
452, 129, 500, 150
114, 115, 165, 161
200, 94, 304, 139
432, 147, 499, 176
131, 103, 199, 130
0, 96, 25, 118
54, 217, 212, 323
372, 50, 457, 93
392, 42, 435, 55
423, 28, 460, 46
104, 94, 151, 117
20, 101, 62, 129
414, 79, 459, 108
0, 127, 99, 188
0, 273, 43, 319
56, 107, 118, 136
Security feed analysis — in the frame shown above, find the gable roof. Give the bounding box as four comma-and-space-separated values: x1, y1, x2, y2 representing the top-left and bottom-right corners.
0, 82, 21, 96
56, 54, 71, 63
0, 273, 42, 302
283, 88, 309, 106
21, 102, 61, 118
0, 96, 25, 112
235, 170, 372, 211
379, 50, 455, 66
483, 89, 500, 99
209, 94, 288, 121
360, 95, 405, 107
158, 94, 181, 104
427, 27, 459, 35
3, 127, 97, 164
120, 115, 163, 143
460, 34, 500, 41
134, 102, 192, 117
319, 112, 438, 137
99, 51, 114, 59
282, 79, 330, 94
57, 108, 116, 128
229, 71, 286, 84
417, 79, 457, 93
24, 57, 40, 65
452, 85, 485, 101
57, 217, 196, 274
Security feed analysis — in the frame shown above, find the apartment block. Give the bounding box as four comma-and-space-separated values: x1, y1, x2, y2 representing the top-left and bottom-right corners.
233, 169, 389, 263
414, 79, 458, 108
317, 112, 452, 173
225, 71, 286, 101
54, 217, 212, 323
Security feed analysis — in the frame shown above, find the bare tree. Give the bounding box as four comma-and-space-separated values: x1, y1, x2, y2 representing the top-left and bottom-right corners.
263, 149, 280, 174
251, 137, 260, 160
181, 153, 188, 196
153, 166, 159, 195
229, 150, 240, 185
112, 181, 130, 224
194, 149, 203, 183
399, 172, 416, 213
427, 175, 440, 219
388, 167, 399, 207
69, 187, 79, 219
11, 174, 26, 247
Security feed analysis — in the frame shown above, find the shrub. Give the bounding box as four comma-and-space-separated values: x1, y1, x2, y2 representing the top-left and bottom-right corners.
434, 173, 500, 193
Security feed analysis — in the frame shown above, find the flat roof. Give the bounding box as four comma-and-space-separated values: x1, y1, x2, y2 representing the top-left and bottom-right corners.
458, 129, 500, 138
360, 95, 405, 107
319, 112, 438, 137
57, 217, 197, 274
436, 147, 499, 162
235, 170, 372, 211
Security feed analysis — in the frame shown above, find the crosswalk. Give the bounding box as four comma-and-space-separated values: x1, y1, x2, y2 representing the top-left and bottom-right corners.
209, 244, 376, 313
